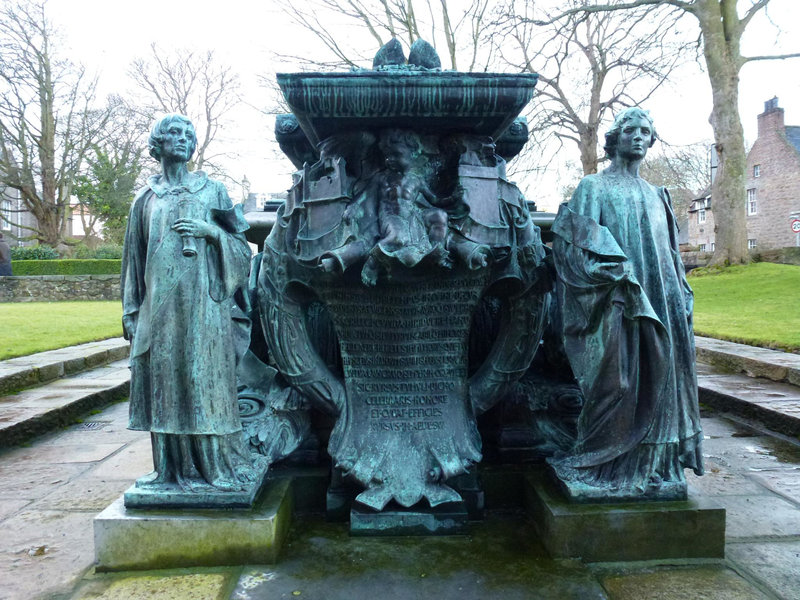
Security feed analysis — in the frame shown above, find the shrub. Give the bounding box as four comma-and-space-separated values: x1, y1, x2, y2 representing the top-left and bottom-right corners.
10, 259, 121, 275
68, 243, 124, 259
95, 244, 124, 259
71, 243, 95, 259
9, 245, 59, 260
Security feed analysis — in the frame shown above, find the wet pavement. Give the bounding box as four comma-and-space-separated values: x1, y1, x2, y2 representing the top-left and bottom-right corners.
0, 393, 797, 599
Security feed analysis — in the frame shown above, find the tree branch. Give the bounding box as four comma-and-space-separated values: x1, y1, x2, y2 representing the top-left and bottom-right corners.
742, 52, 800, 63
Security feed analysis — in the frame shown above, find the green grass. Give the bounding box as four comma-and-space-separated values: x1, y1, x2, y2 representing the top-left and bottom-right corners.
689, 262, 800, 353
0, 301, 123, 360
1, 263, 797, 361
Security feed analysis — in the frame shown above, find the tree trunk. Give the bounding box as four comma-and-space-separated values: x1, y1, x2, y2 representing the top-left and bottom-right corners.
579, 125, 599, 175
700, 3, 749, 265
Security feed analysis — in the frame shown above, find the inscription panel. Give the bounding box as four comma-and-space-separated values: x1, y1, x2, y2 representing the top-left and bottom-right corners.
323, 277, 483, 436
319, 273, 488, 508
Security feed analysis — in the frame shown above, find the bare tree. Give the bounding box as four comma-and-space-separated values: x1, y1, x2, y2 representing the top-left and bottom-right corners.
73, 96, 150, 246
494, 0, 689, 176
640, 142, 712, 217
530, 0, 800, 265
128, 44, 240, 175
0, 0, 109, 247
279, 0, 493, 71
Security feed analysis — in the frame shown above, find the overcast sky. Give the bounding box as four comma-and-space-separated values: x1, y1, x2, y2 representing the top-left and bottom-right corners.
47, 0, 800, 211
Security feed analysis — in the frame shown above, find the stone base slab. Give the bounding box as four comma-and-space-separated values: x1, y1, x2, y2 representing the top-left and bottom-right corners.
525, 469, 725, 562
350, 501, 469, 536
94, 478, 293, 571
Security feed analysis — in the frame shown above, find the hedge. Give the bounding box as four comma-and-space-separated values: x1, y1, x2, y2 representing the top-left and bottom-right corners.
10, 259, 122, 276
9, 245, 59, 260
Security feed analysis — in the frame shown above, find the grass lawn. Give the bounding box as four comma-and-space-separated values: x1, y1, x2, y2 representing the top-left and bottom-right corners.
689, 262, 800, 353
0, 301, 123, 360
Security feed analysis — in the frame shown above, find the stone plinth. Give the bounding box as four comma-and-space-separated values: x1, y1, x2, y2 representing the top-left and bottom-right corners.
350, 501, 469, 536
94, 478, 293, 571
525, 469, 725, 562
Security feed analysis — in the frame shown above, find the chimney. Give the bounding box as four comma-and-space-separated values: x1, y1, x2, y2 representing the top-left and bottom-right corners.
758, 96, 785, 138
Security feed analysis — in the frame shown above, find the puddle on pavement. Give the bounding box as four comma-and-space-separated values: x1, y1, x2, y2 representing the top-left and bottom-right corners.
703, 415, 800, 468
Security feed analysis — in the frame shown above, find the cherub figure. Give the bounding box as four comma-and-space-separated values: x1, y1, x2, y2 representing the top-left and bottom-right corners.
361, 129, 450, 286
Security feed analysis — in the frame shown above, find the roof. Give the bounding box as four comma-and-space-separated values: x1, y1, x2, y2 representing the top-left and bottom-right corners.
786, 126, 800, 155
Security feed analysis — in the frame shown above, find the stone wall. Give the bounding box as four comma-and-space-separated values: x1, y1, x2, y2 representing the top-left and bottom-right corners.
0, 275, 120, 302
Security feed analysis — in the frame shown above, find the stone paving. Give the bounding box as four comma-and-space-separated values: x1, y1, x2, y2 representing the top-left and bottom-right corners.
0, 392, 796, 598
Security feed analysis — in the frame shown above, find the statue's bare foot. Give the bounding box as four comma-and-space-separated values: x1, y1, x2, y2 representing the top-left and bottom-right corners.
361, 260, 379, 287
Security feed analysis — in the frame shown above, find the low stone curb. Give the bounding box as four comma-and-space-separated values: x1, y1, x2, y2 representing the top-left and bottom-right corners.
695, 336, 800, 387
0, 338, 129, 396
698, 374, 800, 438
0, 376, 130, 448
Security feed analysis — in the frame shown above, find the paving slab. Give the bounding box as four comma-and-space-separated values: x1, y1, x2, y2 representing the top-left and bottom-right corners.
70, 571, 235, 600
4, 443, 125, 465
85, 436, 152, 480
686, 465, 765, 497
717, 494, 800, 539
695, 336, 800, 386
701, 432, 800, 474
748, 470, 800, 505
0, 338, 128, 396
0, 508, 98, 600
231, 516, 609, 600
598, 566, 773, 600
0, 461, 93, 501
726, 540, 800, 600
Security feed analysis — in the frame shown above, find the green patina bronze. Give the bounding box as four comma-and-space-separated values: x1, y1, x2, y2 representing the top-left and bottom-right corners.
548, 108, 704, 501
254, 42, 550, 519
121, 114, 267, 508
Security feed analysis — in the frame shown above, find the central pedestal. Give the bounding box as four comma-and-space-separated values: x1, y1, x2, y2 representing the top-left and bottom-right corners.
350, 501, 469, 536
525, 469, 726, 562
320, 273, 487, 511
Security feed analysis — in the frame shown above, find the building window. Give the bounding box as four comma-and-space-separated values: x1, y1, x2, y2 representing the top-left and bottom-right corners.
0, 199, 11, 231
698, 208, 706, 224
748, 239, 757, 249
754, 164, 760, 178
699, 243, 706, 252
711, 242, 715, 251
747, 189, 757, 215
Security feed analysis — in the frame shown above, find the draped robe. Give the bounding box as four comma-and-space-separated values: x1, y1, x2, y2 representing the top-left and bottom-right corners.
550, 172, 703, 492
121, 172, 250, 438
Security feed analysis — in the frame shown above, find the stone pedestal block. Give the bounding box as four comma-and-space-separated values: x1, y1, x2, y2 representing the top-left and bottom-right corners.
525, 469, 725, 562
94, 478, 293, 571
350, 502, 469, 536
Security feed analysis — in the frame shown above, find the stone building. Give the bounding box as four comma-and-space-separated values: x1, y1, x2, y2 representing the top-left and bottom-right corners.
0, 187, 103, 247
688, 97, 800, 251
687, 186, 714, 253
0, 187, 37, 247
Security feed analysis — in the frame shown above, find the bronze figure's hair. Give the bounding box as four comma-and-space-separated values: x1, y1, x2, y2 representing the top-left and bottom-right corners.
603, 108, 657, 158
148, 114, 197, 162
